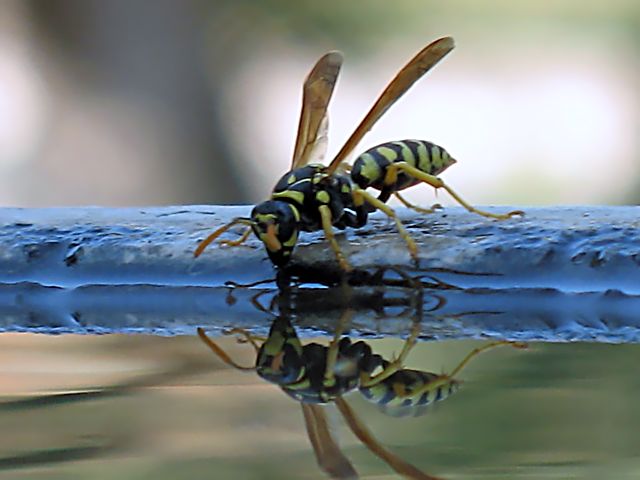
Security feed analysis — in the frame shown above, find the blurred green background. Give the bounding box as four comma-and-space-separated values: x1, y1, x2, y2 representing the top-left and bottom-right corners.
0, 0, 638, 207
2, 334, 640, 479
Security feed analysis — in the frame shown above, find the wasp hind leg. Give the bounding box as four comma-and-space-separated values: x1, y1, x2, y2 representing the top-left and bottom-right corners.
360, 320, 420, 388
390, 340, 529, 401
352, 188, 418, 263
318, 204, 352, 272
386, 162, 524, 220
394, 191, 442, 215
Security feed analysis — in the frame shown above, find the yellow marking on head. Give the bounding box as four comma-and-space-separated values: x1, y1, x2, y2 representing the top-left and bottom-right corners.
341, 183, 351, 194
417, 142, 431, 173
287, 174, 297, 185
272, 190, 305, 205
261, 223, 282, 252
282, 230, 298, 247
377, 146, 398, 162
254, 213, 277, 224
316, 190, 331, 204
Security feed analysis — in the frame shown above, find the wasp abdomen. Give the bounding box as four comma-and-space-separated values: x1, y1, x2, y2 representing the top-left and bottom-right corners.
351, 140, 456, 193
360, 369, 460, 417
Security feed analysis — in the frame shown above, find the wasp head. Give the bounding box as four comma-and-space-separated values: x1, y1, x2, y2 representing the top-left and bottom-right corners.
255, 316, 304, 385
250, 200, 300, 267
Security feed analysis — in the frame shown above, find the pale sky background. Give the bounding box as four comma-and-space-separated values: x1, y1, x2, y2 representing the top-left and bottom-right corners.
0, 1, 638, 207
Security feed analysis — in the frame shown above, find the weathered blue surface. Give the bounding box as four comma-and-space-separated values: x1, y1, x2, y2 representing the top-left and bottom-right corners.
0, 205, 639, 340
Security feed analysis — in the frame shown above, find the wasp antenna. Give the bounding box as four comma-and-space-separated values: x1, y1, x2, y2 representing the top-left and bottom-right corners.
194, 218, 253, 258
197, 327, 255, 371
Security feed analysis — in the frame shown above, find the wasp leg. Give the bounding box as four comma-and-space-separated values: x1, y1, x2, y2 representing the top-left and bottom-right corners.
385, 162, 524, 220
335, 397, 441, 480
196, 327, 255, 370
448, 340, 528, 379
389, 340, 528, 401
222, 328, 266, 353
246, 290, 278, 316
318, 204, 352, 272
360, 320, 420, 387
324, 309, 353, 386
352, 188, 418, 262
219, 226, 252, 247
394, 192, 442, 215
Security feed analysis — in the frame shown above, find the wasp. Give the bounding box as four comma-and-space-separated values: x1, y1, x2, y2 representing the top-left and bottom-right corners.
197, 312, 526, 480
195, 37, 522, 272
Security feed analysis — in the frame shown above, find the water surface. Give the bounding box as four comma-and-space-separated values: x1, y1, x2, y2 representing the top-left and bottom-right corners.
1, 333, 638, 479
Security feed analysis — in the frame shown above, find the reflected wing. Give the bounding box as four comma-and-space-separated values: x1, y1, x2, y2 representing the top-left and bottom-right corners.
291, 51, 343, 169
335, 397, 442, 480
301, 403, 358, 480
327, 37, 454, 174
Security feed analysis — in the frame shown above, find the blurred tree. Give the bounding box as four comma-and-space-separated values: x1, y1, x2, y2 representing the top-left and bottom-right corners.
23, 0, 434, 204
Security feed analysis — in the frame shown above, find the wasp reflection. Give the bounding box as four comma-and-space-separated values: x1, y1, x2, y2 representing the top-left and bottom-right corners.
198, 295, 526, 480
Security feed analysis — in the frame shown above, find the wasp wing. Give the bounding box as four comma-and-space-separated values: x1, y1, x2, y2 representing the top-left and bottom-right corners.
291, 51, 343, 169
301, 403, 358, 480
335, 397, 442, 480
327, 37, 454, 174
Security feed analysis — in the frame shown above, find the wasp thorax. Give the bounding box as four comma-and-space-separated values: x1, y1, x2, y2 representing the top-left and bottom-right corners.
250, 200, 300, 266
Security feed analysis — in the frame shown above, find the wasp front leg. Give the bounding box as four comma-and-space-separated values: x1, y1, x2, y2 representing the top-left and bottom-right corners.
385, 162, 524, 220
318, 204, 352, 272
390, 340, 529, 402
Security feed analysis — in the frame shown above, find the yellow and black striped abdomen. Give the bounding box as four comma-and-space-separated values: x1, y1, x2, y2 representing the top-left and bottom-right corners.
360, 369, 460, 417
351, 140, 456, 193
